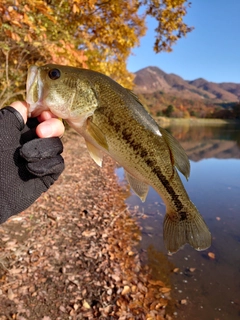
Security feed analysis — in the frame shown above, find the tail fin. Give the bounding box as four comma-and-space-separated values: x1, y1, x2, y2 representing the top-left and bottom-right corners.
163, 206, 211, 253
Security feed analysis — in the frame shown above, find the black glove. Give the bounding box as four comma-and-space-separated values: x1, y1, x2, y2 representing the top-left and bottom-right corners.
0, 106, 65, 223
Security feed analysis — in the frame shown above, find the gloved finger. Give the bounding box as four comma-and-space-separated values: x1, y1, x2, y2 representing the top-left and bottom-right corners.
20, 138, 63, 162
20, 118, 40, 144
26, 117, 40, 129
0, 107, 25, 131
0, 107, 25, 151
26, 155, 64, 177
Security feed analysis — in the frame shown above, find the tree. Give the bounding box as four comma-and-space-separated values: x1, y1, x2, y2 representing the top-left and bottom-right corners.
164, 104, 174, 117
142, 0, 193, 53
232, 104, 240, 119
0, 0, 193, 108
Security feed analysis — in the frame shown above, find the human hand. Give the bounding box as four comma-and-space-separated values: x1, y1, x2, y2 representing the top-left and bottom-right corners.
10, 101, 65, 138
0, 101, 65, 223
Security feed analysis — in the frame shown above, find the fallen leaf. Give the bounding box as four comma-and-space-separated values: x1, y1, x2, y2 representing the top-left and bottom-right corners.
208, 252, 215, 259
160, 287, 171, 293
121, 285, 131, 295
131, 285, 137, 293
7, 288, 15, 300
148, 279, 165, 286
82, 230, 96, 237
73, 304, 79, 310
82, 300, 91, 309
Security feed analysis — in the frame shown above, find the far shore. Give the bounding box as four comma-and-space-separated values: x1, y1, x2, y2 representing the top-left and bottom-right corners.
156, 116, 240, 126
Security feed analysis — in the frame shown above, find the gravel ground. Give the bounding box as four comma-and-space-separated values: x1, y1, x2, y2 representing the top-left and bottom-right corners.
0, 130, 173, 320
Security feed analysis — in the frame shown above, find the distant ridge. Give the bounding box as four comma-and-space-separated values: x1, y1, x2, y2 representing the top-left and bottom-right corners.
133, 66, 240, 103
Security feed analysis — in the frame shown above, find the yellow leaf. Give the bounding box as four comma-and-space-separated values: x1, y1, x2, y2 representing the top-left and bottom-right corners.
82, 300, 91, 309
73, 4, 79, 13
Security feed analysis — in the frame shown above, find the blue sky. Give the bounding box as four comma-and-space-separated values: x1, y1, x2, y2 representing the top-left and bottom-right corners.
127, 0, 240, 83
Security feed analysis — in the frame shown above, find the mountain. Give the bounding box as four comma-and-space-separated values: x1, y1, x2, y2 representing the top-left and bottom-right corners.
133, 66, 240, 103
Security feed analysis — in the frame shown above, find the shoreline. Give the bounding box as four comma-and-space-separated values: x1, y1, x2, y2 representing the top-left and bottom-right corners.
156, 116, 240, 126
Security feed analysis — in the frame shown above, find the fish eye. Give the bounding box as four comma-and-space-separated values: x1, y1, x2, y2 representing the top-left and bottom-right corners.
48, 68, 61, 80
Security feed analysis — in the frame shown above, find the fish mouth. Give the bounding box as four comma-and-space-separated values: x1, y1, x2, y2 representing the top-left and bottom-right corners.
26, 66, 45, 117
26, 66, 38, 95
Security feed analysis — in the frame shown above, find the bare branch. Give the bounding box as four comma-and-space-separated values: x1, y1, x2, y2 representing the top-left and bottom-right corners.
0, 90, 25, 110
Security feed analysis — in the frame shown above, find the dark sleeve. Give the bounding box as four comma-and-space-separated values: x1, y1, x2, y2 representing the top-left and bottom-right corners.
0, 107, 64, 223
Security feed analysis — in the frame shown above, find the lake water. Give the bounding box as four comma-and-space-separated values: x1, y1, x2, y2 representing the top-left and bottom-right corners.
116, 121, 240, 320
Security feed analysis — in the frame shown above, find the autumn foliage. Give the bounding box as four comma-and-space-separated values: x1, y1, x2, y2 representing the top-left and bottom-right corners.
0, 0, 192, 108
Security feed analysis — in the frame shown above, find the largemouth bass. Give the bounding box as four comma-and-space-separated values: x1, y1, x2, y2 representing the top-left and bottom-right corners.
26, 64, 211, 253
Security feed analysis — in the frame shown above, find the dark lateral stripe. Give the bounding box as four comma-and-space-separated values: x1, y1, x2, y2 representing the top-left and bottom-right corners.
152, 165, 184, 212
102, 107, 184, 213
121, 127, 184, 213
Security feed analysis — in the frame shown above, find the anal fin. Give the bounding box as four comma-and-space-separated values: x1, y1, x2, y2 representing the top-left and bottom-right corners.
125, 171, 149, 202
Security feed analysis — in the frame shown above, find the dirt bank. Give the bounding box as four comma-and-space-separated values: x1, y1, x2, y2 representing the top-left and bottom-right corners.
0, 130, 172, 320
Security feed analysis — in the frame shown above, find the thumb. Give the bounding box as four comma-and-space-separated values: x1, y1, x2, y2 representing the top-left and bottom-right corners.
10, 101, 28, 124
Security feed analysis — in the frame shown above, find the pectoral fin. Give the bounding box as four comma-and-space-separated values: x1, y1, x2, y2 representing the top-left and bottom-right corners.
159, 127, 190, 180
86, 118, 109, 151
85, 141, 103, 167
125, 171, 149, 202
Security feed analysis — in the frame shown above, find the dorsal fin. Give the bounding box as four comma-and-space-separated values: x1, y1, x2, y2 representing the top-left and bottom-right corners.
159, 127, 190, 180
126, 88, 144, 107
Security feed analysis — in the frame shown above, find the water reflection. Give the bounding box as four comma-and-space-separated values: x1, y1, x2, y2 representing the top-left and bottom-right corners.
116, 122, 240, 320
165, 122, 240, 161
